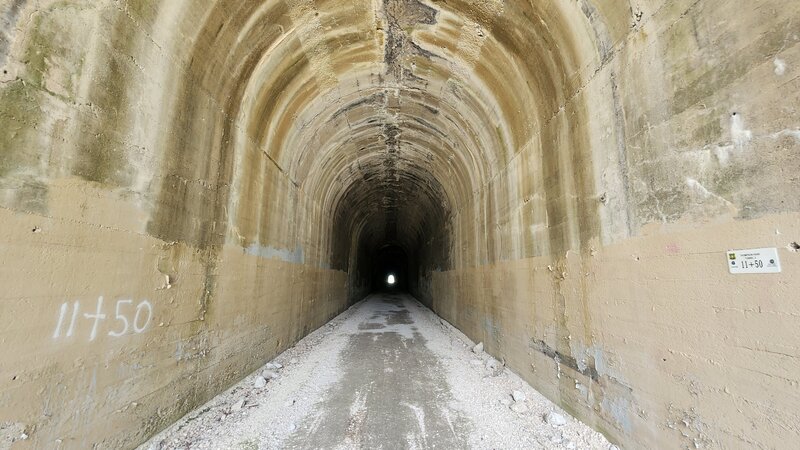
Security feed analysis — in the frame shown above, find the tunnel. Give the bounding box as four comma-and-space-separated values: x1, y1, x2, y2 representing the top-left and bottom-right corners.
368, 245, 409, 292
0, 0, 799, 448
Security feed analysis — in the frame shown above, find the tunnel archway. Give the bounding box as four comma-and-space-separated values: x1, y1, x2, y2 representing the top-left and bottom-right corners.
369, 244, 410, 292
140, 0, 622, 439
191, 0, 611, 310
1, 1, 798, 449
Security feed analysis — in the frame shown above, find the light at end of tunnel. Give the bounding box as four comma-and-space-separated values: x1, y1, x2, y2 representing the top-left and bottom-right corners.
387, 274, 396, 286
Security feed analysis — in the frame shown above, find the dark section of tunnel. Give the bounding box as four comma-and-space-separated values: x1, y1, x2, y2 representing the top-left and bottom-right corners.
328, 162, 451, 305
369, 244, 410, 292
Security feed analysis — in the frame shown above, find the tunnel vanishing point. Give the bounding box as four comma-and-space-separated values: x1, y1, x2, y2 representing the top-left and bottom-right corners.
0, 0, 799, 448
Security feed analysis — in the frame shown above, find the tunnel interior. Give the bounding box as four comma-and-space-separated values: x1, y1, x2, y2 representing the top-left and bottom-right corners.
0, 0, 798, 449
368, 244, 410, 292
300, 0, 571, 308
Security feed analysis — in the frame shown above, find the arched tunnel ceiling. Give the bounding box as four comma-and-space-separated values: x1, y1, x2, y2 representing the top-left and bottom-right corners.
210, 0, 595, 263
4, 1, 799, 448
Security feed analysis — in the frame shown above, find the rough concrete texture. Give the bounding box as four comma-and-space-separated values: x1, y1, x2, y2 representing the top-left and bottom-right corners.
0, 0, 798, 449
140, 294, 613, 450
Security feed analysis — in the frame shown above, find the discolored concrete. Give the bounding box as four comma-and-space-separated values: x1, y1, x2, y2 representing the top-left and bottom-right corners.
1, 1, 799, 449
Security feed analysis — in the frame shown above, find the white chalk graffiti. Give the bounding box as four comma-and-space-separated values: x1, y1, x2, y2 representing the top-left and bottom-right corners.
53, 297, 153, 340
108, 299, 132, 337
134, 301, 153, 333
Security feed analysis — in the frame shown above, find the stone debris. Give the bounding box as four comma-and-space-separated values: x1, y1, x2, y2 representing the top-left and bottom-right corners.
265, 362, 283, 370
546, 411, 568, 426
290, 358, 299, 365
510, 402, 529, 414
511, 390, 526, 402
472, 342, 484, 353
253, 377, 267, 389
565, 439, 577, 449
262, 370, 279, 380
284, 399, 296, 407
485, 357, 504, 376
231, 399, 245, 412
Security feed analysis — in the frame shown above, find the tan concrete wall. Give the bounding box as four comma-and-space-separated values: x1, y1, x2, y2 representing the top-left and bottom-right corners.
433, 215, 800, 449
428, 0, 800, 448
0, 0, 798, 449
0, 1, 349, 448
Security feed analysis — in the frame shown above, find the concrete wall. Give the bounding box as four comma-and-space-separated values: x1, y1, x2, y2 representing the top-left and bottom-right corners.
0, 0, 798, 449
426, 1, 800, 449
0, 1, 349, 448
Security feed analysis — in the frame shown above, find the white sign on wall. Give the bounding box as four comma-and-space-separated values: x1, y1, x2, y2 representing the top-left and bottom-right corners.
727, 248, 781, 274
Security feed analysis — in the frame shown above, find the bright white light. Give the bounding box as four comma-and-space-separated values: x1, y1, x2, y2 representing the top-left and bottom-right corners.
387, 274, 396, 285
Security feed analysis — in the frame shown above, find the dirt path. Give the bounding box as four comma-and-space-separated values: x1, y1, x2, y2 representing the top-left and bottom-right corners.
140, 294, 615, 450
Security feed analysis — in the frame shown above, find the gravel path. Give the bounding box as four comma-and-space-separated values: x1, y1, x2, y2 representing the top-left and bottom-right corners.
139, 293, 615, 450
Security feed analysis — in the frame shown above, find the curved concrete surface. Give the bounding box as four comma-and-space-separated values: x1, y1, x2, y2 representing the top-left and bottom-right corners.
0, 0, 799, 448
